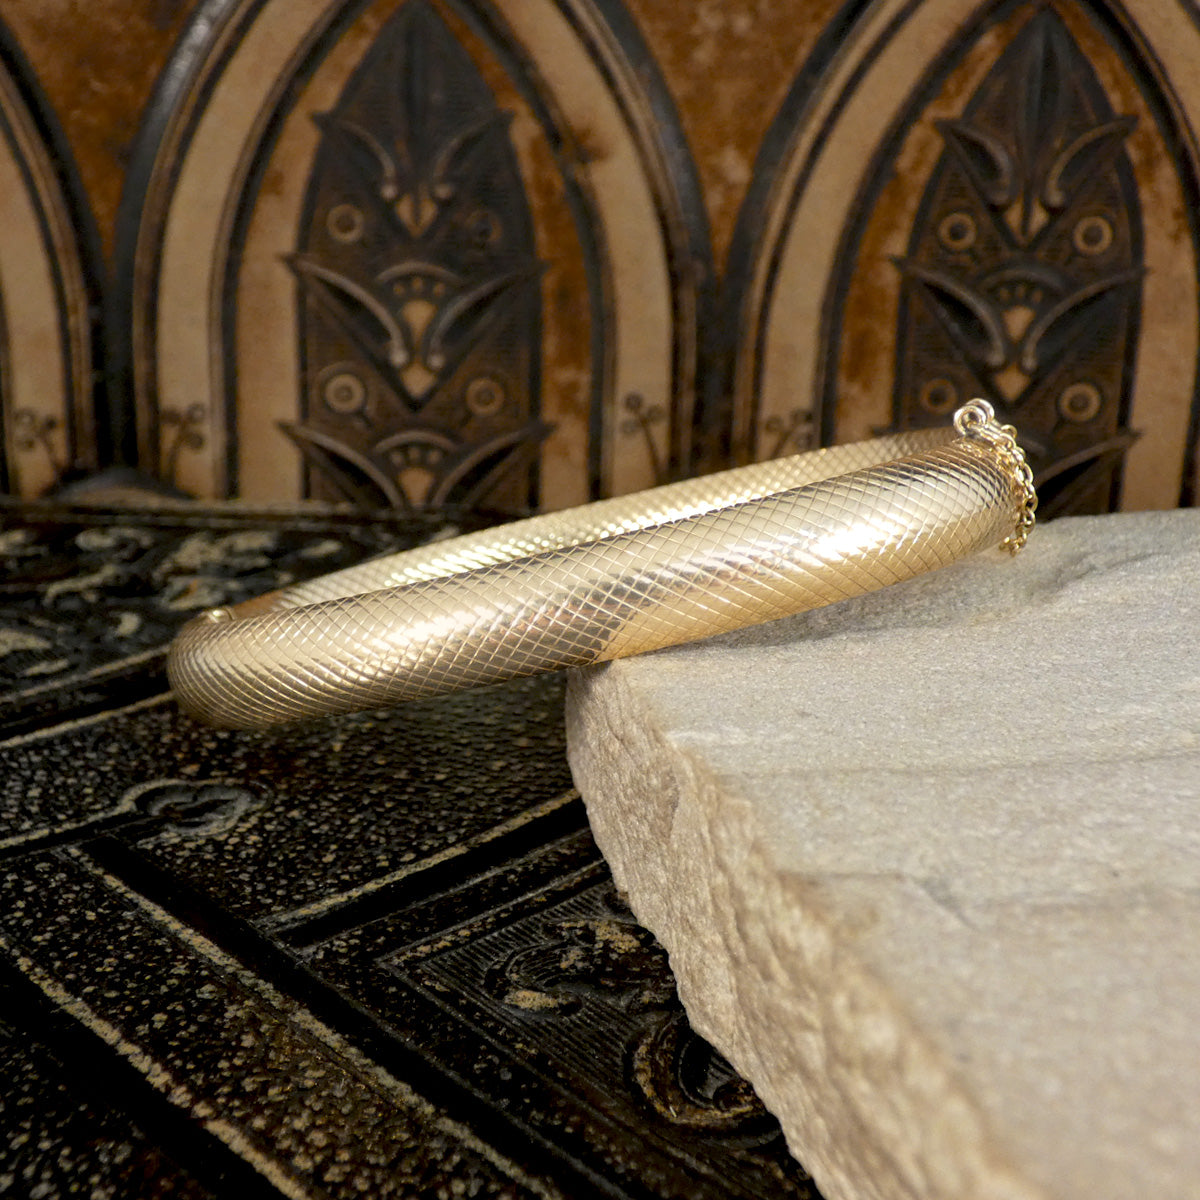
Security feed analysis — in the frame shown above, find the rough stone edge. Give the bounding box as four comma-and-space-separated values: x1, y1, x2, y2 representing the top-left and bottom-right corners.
566, 663, 1048, 1200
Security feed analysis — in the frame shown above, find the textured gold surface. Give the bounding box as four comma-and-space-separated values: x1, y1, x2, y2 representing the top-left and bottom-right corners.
168, 420, 1024, 729
274, 427, 953, 606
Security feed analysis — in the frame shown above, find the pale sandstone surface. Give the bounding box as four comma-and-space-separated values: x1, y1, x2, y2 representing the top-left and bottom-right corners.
565, 511, 1200, 1200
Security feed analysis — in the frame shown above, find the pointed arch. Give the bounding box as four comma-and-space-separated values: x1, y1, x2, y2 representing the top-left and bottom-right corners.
724, 0, 1200, 511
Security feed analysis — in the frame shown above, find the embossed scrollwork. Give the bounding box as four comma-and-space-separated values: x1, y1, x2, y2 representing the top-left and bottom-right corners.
485, 885, 781, 1140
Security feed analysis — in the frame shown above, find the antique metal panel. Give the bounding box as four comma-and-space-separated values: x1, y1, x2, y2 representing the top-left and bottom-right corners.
0, 1017, 215, 1199
0, 849, 548, 1197
288, 4, 546, 512
112, 0, 711, 514
0, 24, 103, 499
296, 848, 819, 1197
0, 497, 450, 739
889, 9, 1144, 516
0, 502, 822, 1195
725, 0, 1200, 514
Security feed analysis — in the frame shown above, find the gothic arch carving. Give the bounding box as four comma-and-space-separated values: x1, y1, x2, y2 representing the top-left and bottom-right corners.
725, 0, 1200, 513
112, 0, 711, 513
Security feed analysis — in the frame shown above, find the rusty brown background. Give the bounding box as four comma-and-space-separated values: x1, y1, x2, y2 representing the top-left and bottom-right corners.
4, 0, 834, 267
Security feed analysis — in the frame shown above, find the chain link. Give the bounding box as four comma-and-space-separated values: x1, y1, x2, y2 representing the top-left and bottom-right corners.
953, 399, 1038, 553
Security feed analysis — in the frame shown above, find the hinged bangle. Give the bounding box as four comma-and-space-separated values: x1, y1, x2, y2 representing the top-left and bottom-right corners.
954, 398, 1038, 553
168, 402, 1036, 729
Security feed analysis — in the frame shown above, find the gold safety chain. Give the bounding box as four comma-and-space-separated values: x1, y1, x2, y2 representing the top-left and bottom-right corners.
953, 399, 1038, 554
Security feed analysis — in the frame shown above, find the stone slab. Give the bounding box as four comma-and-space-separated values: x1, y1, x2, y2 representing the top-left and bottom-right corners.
566, 511, 1200, 1200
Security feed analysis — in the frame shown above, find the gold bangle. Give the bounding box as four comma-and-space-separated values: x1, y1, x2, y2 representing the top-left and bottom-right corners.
168, 400, 1035, 729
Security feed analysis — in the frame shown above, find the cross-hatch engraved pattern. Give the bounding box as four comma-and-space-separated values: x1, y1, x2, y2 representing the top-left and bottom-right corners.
271, 428, 954, 606
894, 9, 1142, 516
168, 436, 1017, 728
287, 0, 546, 516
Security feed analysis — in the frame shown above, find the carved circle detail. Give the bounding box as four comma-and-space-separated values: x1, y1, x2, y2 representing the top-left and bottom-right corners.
326, 203, 365, 243
919, 377, 959, 415
937, 211, 977, 252
321, 368, 368, 414
1058, 380, 1103, 422
1072, 214, 1114, 256
465, 376, 507, 417
464, 208, 503, 251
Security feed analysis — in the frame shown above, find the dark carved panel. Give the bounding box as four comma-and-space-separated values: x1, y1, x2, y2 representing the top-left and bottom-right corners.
0, 499, 450, 740
114, 0, 710, 510
314, 848, 819, 1198
408, 877, 794, 1157
725, 0, 1200, 513
0, 500, 821, 1196
290, 1, 546, 515
892, 9, 1143, 516
0, 1017, 215, 1200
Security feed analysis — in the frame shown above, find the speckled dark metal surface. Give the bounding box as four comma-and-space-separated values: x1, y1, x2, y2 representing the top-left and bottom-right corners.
0, 1014, 215, 1199
0, 500, 822, 1198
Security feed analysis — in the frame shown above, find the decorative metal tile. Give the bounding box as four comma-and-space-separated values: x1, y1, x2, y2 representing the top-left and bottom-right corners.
309, 845, 820, 1199
0, 1016, 215, 1200
0, 500, 445, 737
112, 0, 711, 509
288, 2, 547, 514
724, 0, 1200, 513
0, 850, 550, 1198
0, 673, 574, 921
0, 492, 820, 1195
0, 632, 818, 1197
892, 8, 1142, 515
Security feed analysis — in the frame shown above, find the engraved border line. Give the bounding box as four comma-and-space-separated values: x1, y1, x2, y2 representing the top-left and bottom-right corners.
259, 786, 582, 934
2, 941, 318, 1200
63, 845, 564, 1199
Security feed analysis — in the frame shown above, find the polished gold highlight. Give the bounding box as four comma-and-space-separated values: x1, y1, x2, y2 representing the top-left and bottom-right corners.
168, 402, 1034, 729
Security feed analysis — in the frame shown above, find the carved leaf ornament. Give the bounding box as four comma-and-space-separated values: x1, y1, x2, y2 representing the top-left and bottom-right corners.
288, 1, 547, 515
893, 10, 1143, 515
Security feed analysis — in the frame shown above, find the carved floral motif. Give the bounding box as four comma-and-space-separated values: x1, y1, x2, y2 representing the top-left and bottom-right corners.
486, 883, 782, 1139
288, 0, 547, 515
893, 9, 1143, 515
